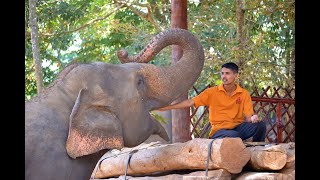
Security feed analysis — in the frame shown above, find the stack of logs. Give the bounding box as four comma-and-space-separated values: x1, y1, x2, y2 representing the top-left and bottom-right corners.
90, 136, 295, 180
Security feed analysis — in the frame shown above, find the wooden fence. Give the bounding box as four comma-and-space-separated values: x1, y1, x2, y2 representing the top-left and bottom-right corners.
190, 85, 295, 143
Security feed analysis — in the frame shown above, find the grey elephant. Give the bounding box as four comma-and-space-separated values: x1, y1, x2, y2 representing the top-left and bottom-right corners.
25, 28, 204, 180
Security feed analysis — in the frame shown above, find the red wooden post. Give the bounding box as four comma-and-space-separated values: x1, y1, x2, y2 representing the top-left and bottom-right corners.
171, 0, 191, 143
276, 102, 283, 143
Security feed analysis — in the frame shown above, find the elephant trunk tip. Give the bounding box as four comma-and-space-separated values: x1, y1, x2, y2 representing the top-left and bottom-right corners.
159, 131, 170, 142
117, 49, 130, 63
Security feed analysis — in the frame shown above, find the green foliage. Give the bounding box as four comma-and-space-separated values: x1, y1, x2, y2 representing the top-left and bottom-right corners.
26, 0, 295, 101
25, 60, 37, 100
187, 0, 295, 93
150, 111, 169, 124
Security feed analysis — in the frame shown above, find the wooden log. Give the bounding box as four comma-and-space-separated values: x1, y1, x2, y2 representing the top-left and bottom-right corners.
278, 142, 295, 178
281, 142, 295, 169
233, 171, 294, 180
92, 169, 231, 180
246, 144, 288, 171
279, 167, 295, 179
183, 169, 231, 180
91, 138, 250, 179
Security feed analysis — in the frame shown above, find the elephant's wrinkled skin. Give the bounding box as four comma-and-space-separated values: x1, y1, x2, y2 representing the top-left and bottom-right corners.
25, 28, 204, 180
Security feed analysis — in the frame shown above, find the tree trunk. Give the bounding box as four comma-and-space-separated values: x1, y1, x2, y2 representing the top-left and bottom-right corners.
28, 0, 43, 94
171, 0, 191, 143
235, 0, 245, 86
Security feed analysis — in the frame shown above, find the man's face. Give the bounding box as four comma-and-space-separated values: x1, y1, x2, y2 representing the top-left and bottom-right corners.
220, 67, 238, 85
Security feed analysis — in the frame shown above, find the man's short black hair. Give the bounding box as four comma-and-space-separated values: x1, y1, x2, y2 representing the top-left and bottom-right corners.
221, 62, 239, 73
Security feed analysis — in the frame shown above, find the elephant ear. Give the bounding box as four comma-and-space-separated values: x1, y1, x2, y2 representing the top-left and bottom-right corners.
66, 88, 124, 159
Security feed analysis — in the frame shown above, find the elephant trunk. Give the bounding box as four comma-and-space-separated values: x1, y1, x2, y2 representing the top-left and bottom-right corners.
118, 28, 205, 108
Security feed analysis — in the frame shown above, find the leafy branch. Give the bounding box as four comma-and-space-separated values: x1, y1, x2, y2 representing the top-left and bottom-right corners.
26, 4, 125, 38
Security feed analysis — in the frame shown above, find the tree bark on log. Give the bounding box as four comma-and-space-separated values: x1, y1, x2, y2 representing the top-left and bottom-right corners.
183, 169, 231, 180
234, 171, 294, 180
246, 144, 288, 171
281, 142, 295, 169
94, 169, 231, 180
91, 138, 250, 179
279, 167, 295, 179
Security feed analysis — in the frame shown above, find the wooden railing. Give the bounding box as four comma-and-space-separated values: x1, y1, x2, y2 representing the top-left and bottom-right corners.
190, 85, 295, 143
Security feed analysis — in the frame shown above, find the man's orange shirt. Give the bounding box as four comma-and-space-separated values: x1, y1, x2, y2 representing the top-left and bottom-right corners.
192, 84, 254, 137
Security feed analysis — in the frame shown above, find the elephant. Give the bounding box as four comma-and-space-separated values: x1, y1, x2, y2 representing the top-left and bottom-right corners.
25, 28, 204, 180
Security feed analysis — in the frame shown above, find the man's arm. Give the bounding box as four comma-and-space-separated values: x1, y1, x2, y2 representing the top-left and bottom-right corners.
157, 99, 195, 111
242, 90, 260, 123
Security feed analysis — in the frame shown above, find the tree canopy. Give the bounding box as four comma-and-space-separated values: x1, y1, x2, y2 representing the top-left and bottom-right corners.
25, 0, 295, 100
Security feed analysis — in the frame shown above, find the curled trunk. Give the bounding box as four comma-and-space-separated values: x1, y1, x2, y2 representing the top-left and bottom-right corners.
117, 28, 205, 108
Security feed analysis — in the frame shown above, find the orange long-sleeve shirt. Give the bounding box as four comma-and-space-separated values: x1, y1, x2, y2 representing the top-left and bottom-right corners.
192, 84, 254, 137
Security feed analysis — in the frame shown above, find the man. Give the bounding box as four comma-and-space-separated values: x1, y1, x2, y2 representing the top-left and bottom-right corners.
157, 62, 266, 142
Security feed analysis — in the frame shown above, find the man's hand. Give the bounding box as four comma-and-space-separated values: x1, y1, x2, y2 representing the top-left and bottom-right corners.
249, 114, 260, 123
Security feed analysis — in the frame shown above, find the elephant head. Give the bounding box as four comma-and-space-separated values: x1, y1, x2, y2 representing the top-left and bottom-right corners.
64, 28, 205, 159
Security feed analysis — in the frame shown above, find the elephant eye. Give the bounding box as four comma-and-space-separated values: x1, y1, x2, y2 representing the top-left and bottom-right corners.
137, 77, 144, 86
137, 76, 146, 91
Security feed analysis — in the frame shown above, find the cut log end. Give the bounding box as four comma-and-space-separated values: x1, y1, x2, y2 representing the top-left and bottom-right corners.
217, 138, 251, 174
247, 144, 288, 171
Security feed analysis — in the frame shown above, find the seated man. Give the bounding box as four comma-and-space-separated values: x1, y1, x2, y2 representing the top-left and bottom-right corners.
157, 62, 266, 142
